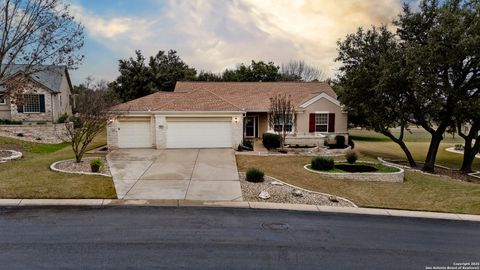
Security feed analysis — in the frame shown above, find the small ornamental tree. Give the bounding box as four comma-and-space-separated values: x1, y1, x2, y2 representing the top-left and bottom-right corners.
268, 94, 295, 148
65, 88, 119, 163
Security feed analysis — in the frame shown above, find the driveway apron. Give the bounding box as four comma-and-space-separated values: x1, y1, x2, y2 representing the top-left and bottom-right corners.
107, 149, 242, 201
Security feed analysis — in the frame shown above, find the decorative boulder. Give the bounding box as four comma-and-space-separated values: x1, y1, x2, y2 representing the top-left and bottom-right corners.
258, 191, 271, 200
270, 181, 284, 186
292, 189, 304, 197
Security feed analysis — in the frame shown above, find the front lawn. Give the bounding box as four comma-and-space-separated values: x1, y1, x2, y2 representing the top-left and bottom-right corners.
0, 132, 116, 199
236, 155, 480, 214
349, 128, 480, 171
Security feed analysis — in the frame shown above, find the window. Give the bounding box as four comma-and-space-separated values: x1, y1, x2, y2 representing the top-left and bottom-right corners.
23, 94, 41, 113
315, 113, 328, 132
0, 96, 5, 105
273, 115, 293, 132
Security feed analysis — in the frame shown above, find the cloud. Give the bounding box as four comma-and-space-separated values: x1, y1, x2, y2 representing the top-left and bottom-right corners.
71, 0, 403, 83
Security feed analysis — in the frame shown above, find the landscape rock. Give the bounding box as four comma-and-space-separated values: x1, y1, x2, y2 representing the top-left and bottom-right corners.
292, 189, 304, 197
258, 191, 271, 200
270, 181, 284, 186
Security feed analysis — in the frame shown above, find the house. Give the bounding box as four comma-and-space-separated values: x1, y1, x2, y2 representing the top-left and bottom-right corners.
108, 82, 348, 149
0, 65, 73, 123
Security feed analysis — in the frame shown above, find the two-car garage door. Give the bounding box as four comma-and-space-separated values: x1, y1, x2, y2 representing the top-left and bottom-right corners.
117, 118, 232, 149
166, 121, 232, 148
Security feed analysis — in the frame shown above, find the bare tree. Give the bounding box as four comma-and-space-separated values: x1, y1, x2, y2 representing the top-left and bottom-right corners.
281, 60, 325, 82
269, 94, 295, 148
65, 89, 118, 163
0, 0, 84, 97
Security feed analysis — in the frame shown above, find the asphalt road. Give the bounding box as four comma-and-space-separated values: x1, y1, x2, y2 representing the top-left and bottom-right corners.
0, 206, 478, 270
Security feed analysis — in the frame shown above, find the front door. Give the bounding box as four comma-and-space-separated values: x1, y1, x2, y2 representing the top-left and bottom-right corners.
245, 116, 258, 138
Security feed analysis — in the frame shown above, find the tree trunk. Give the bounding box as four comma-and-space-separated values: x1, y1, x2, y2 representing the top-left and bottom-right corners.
381, 131, 417, 167
423, 131, 445, 173
460, 130, 480, 174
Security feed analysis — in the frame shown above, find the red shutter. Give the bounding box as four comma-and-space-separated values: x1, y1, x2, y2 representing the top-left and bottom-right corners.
328, 113, 335, 132
309, 113, 315, 132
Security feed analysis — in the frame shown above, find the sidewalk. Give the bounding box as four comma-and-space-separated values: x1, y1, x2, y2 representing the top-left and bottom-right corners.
1, 199, 479, 222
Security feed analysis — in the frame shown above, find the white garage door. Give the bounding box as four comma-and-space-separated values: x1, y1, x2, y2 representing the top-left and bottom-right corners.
167, 121, 232, 148
118, 121, 152, 148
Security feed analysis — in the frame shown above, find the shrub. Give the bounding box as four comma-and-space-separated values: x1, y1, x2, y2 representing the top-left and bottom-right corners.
246, 167, 265, 183
345, 149, 358, 164
348, 137, 355, 149
335, 135, 346, 147
90, 159, 103, 173
16, 133, 24, 137
57, 112, 69, 123
243, 139, 253, 149
0, 119, 22, 125
262, 133, 281, 149
311, 156, 334, 171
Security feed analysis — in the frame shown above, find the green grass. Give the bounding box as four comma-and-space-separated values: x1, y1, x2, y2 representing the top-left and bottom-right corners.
349, 129, 480, 171
307, 162, 400, 173
236, 155, 480, 214
0, 131, 116, 199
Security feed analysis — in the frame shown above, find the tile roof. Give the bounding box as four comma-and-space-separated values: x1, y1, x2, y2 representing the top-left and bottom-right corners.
112, 90, 242, 112
113, 81, 338, 112
174, 82, 337, 111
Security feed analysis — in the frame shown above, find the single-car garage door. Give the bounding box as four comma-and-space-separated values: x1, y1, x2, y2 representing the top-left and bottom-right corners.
166, 120, 232, 148
118, 120, 152, 148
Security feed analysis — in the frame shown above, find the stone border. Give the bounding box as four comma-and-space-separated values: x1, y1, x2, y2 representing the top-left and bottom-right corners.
50, 158, 111, 177
446, 147, 480, 158
0, 150, 22, 163
304, 161, 404, 182
238, 172, 358, 207
0, 199, 478, 222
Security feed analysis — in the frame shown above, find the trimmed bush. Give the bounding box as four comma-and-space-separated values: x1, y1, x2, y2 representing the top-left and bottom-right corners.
262, 133, 281, 149
0, 119, 22, 125
345, 149, 358, 164
348, 137, 355, 149
311, 156, 334, 171
90, 159, 103, 173
57, 112, 69, 123
335, 135, 346, 147
246, 167, 265, 183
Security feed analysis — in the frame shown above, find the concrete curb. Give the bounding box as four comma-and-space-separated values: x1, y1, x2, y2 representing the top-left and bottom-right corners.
0, 199, 478, 222
50, 159, 111, 177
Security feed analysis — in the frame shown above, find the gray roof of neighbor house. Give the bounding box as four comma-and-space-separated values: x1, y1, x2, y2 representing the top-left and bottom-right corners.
0, 64, 71, 93
112, 81, 339, 112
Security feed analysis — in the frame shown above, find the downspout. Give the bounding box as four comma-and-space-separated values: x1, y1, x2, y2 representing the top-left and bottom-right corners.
51, 94, 55, 123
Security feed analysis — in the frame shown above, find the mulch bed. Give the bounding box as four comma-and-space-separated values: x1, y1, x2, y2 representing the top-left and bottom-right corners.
53, 157, 111, 176
240, 173, 354, 207
387, 160, 479, 183
0, 144, 22, 152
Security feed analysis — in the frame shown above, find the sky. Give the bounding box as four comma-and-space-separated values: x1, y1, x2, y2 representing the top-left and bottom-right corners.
69, 0, 418, 85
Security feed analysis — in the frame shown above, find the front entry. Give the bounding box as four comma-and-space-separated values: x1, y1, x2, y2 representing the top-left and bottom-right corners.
244, 116, 258, 138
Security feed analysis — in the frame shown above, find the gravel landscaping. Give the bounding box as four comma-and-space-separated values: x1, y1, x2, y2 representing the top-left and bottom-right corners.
239, 173, 355, 207
0, 150, 11, 158
52, 157, 111, 176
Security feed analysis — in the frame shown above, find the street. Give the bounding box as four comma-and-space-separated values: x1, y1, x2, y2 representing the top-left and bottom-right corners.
0, 206, 478, 269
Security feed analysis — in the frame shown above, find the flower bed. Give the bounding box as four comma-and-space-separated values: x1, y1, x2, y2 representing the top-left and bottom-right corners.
304, 162, 404, 182
50, 157, 111, 177
239, 173, 355, 207
0, 150, 22, 163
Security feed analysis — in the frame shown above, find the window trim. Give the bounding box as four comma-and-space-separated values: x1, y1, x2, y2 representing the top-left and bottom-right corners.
0, 96, 6, 105
314, 112, 329, 133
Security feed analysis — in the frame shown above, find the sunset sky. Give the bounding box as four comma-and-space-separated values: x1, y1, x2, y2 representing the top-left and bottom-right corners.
69, 0, 418, 84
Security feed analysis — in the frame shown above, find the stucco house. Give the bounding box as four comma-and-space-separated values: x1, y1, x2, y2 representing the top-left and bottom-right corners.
0, 65, 73, 123
108, 82, 348, 149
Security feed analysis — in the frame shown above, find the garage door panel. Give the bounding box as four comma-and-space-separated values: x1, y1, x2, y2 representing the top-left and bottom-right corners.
118, 121, 151, 148
167, 122, 231, 148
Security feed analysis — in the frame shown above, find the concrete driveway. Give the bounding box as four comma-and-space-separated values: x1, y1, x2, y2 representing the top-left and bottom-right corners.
106, 149, 242, 201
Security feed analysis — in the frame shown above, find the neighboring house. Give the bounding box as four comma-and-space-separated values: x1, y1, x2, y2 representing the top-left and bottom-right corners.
0, 65, 73, 123
108, 82, 348, 149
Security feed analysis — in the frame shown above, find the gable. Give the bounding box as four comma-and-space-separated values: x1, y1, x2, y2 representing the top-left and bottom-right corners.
299, 93, 341, 108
